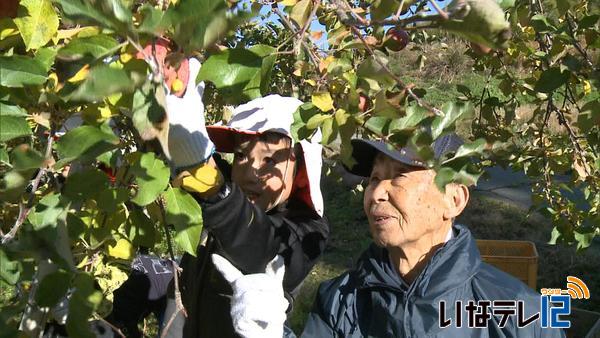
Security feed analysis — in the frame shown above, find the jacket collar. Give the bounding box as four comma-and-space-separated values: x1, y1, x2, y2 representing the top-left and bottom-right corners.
355, 224, 481, 298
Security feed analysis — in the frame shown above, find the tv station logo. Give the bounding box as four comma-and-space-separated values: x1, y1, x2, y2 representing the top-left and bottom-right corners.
539, 276, 590, 329
438, 276, 590, 329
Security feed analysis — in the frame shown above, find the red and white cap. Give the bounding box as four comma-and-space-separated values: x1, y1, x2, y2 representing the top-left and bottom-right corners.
207, 95, 324, 217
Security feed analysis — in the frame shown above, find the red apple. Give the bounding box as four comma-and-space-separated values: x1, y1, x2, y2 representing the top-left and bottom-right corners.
384, 28, 410, 52
358, 93, 371, 112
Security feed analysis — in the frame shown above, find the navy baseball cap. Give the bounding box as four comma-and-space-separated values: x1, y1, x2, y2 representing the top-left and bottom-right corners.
347, 133, 463, 177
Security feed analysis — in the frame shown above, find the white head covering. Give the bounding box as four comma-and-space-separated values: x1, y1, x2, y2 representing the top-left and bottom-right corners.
206, 95, 324, 217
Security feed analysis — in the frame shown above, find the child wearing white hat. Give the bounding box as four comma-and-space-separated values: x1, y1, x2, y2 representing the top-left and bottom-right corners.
153, 59, 328, 338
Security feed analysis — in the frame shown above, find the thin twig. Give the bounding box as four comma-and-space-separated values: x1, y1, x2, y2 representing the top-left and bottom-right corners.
394, 0, 407, 19
93, 315, 126, 338
272, 5, 322, 69
428, 0, 448, 20
2, 136, 54, 244
565, 13, 594, 69
335, 0, 368, 26
348, 12, 442, 28
297, 0, 320, 49
158, 197, 187, 338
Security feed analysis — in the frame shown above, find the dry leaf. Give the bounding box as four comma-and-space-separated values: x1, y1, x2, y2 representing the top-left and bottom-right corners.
310, 31, 324, 40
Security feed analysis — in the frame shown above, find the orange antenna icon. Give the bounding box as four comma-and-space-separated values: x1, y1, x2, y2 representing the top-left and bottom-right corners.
566, 276, 590, 299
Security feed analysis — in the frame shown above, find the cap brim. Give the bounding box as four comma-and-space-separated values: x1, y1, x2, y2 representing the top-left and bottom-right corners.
347, 139, 426, 177
206, 125, 260, 153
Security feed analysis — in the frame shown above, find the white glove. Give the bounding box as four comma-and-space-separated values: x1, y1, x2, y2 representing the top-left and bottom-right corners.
165, 58, 215, 169
212, 254, 288, 338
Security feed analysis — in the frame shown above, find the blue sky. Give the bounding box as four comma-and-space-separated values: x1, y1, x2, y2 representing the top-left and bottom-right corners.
254, 0, 453, 50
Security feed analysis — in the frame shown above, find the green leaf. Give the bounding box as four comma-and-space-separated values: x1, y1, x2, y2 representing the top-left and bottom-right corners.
66, 273, 102, 338
162, 187, 203, 256
0, 249, 21, 285
137, 3, 166, 34
431, 102, 473, 139
54, 125, 120, 166
10, 145, 44, 171
68, 65, 134, 102
197, 45, 277, 105
0, 102, 28, 117
28, 193, 68, 230
166, 0, 252, 53
579, 15, 599, 30
35, 47, 58, 71
451, 138, 487, 159
127, 152, 170, 206
0, 171, 28, 203
441, 0, 511, 49
370, 0, 402, 22
433, 167, 456, 192
327, 58, 352, 76
390, 105, 430, 131
312, 92, 334, 112
290, 0, 312, 27
577, 100, 600, 134
306, 113, 328, 130
13, 0, 60, 50
365, 116, 391, 136
291, 103, 319, 141
63, 168, 109, 201
434, 161, 482, 191
320, 116, 336, 145
58, 34, 119, 60
552, 0, 578, 16
534, 67, 570, 93
55, 0, 133, 34
130, 81, 168, 146
125, 208, 157, 248
0, 55, 47, 87
530, 14, 556, 33
574, 230, 595, 251
357, 51, 394, 87
0, 116, 31, 142
36, 270, 72, 307
97, 187, 129, 213
67, 213, 87, 239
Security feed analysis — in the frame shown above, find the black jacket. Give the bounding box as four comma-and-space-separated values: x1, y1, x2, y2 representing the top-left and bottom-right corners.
164, 178, 329, 338
302, 224, 564, 338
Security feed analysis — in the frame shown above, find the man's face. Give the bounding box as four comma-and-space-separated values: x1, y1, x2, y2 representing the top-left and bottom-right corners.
363, 153, 449, 248
231, 133, 296, 211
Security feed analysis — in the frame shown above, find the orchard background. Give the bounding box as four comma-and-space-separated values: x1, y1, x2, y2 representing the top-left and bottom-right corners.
0, 0, 598, 336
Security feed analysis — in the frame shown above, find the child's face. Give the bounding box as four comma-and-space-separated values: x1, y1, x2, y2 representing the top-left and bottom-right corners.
231, 133, 296, 211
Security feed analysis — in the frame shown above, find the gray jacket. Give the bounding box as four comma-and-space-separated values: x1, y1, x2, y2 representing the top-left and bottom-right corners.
301, 224, 565, 337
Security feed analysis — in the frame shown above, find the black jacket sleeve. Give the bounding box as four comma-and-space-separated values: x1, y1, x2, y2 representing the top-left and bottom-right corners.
199, 181, 329, 295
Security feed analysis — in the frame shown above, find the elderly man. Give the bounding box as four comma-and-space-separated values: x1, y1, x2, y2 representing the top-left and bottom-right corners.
213, 134, 565, 337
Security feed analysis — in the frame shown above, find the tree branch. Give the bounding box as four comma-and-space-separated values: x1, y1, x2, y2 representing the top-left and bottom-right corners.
2, 136, 54, 244
158, 197, 187, 338
93, 315, 126, 338
428, 0, 448, 20
271, 5, 322, 70
565, 13, 595, 70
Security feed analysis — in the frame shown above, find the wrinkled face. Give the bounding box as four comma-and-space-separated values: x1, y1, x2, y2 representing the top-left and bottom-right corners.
231, 133, 296, 211
363, 153, 448, 248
